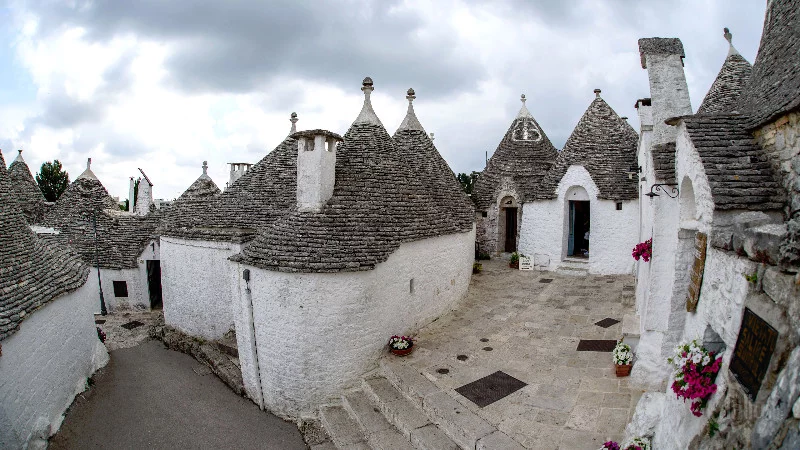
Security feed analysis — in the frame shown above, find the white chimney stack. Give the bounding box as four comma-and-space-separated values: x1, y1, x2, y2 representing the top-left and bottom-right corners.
128, 177, 136, 213
293, 129, 344, 213
638, 38, 692, 145
135, 168, 154, 215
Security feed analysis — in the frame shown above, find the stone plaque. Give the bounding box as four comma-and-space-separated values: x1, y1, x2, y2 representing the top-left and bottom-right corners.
519, 256, 532, 270
686, 232, 707, 312
729, 308, 778, 402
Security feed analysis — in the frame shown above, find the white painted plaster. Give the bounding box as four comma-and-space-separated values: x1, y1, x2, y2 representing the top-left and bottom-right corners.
161, 237, 241, 340
95, 240, 160, 312
0, 281, 108, 449
233, 228, 475, 418
641, 53, 693, 145
135, 179, 153, 216
477, 177, 521, 254
518, 165, 639, 275
296, 135, 337, 213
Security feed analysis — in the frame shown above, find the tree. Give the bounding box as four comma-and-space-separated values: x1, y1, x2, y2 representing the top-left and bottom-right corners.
122, 178, 140, 211
36, 160, 70, 202
457, 172, 477, 195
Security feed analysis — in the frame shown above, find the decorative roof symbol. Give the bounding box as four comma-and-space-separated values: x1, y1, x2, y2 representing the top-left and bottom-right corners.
512, 119, 543, 142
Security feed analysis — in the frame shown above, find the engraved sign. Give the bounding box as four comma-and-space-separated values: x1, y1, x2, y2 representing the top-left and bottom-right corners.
519, 256, 533, 270
729, 308, 778, 402
686, 232, 707, 312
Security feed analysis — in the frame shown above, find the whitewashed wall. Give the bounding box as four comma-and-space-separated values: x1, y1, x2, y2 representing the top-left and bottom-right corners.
161, 237, 242, 340
97, 239, 160, 311
477, 177, 521, 255
0, 281, 109, 449
519, 165, 639, 275
233, 228, 475, 418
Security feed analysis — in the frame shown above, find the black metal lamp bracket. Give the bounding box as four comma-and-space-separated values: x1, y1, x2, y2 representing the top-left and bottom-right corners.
645, 183, 679, 198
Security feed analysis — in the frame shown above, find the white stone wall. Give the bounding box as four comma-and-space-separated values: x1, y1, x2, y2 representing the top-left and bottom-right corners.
477, 177, 521, 255
0, 281, 109, 449
641, 52, 693, 146
518, 165, 639, 275
161, 237, 241, 340
232, 228, 475, 418
97, 239, 160, 311
296, 135, 336, 213
135, 180, 153, 215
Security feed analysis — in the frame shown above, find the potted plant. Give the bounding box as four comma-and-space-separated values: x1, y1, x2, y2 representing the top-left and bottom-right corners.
613, 340, 633, 377
632, 238, 652, 262
599, 436, 651, 450
667, 339, 722, 417
388, 335, 414, 356
509, 252, 520, 269
473, 262, 483, 274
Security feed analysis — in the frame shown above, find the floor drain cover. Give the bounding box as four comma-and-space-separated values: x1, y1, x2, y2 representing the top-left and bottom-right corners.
121, 320, 145, 330
539, 279, 553, 283
94, 319, 106, 324
576, 339, 618, 352
483, 347, 493, 351
594, 318, 620, 328
480, 338, 489, 342
457, 355, 468, 361
455, 371, 527, 408
437, 368, 450, 375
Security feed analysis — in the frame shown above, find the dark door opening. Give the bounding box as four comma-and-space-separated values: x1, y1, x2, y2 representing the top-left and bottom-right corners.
146, 260, 163, 309
504, 207, 518, 252
568, 201, 590, 257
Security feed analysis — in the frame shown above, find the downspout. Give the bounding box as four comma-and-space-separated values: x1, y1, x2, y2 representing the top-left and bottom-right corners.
242, 268, 264, 410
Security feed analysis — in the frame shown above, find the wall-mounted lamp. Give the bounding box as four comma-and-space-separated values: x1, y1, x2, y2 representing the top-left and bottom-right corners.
645, 183, 679, 198
626, 165, 642, 180
243, 269, 251, 293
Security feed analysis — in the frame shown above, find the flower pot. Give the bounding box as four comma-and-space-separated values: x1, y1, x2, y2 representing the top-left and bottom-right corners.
509, 262, 519, 269
615, 363, 632, 377
390, 344, 413, 357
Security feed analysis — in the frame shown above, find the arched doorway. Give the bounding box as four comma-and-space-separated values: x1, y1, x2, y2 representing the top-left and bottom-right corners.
564, 186, 590, 258
498, 196, 519, 252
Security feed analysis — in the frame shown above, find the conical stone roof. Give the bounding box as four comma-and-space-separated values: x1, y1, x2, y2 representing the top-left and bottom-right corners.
161, 114, 300, 243
159, 161, 222, 237
232, 78, 473, 273
0, 149, 89, 341
43, 158, 119, 227
697, 28, 753, 114
472, 95, 558, 210
392, 88, 474, 230
8, 150, 46, 224
536, 91, 639, 201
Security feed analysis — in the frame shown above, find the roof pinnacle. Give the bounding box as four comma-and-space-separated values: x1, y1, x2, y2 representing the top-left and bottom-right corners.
87, 158, 91, 170
353, 76, 383, 126
290, 112, 298, 134
516, 93, 533, 119
396, 87, 425, 132
594, 88, 602, 98
13, 148, 25, 164
724, 27, 740, 56
202, 161, 208, 176
429, 132, 435, 141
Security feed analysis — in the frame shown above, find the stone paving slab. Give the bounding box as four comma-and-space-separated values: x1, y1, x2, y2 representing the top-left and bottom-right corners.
394, 259, 638, 449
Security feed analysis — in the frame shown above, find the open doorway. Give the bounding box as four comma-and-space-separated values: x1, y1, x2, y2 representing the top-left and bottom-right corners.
568, 200, 590, 257
498, 196, 519, 253
147, 260, 163, 309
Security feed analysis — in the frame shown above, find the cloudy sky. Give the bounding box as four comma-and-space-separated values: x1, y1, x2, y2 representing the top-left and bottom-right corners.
0, 0, 767, 201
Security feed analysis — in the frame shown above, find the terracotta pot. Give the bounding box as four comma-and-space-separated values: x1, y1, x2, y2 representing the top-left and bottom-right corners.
509, 262, 519, 269
390, 344, 414, 357
615, 363, 632, 377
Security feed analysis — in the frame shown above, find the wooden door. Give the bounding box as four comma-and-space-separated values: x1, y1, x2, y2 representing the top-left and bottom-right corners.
568, 201, 575, 256
504, 207, 518, 252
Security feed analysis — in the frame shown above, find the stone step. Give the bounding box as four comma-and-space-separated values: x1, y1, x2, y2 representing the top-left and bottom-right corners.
622, 314, 641, 352
362, 377, 459, 450
342, 390, 415, 450
319, 404, 370, 449
379, 359, 524, 450
557, 265, 590, 276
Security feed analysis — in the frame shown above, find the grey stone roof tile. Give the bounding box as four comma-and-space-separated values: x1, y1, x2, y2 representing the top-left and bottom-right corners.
536, 94, 639, 201
651, 142, 677, 184
472, 95, 558, 209
697, 49, 752, 114
0, 150, 89, 341
7, 150, 45, 224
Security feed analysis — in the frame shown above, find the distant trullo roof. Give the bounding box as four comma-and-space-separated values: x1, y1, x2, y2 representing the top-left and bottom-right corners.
696, 28, 753, 115
0, 149, 89, 341
737, 0, 800, 128
158, 161, 221, 236
232, 78, 474, 273
392, 88, 474, 229
160, 113, 300, 243
536, 90, 639, 201
7, 149, 45, 224
472, 94, 558, 209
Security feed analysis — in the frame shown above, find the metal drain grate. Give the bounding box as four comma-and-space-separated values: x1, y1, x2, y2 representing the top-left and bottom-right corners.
576, 339, 618, 352
121, 320, 145, 330
455, 371, 527, 407
594, 318, 620, 328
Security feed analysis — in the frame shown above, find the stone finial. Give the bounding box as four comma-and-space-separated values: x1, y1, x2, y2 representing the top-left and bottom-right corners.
396, 87, 424, 132
202, 161, 208, 175
430, 132, 435, 141
12, 148, 25, 164
353, 76, 383, 126
406, 88, 416, 102
594, 88, 602, 98
516, 94, 533, 119
724, 27, 740, 56
87, 158, 92, 170
290, 112, 299, 134
520, 94, 526, 104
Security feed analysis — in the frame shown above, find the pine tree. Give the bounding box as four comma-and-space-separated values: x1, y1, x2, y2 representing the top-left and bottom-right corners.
36, 160, 70, 202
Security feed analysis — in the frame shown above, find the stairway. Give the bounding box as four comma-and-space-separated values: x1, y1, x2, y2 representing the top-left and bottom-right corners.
557, 257, 589, 276
319, 359, 524, 450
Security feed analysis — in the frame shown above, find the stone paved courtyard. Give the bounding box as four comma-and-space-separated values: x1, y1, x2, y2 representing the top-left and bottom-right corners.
394, 258, 641, 450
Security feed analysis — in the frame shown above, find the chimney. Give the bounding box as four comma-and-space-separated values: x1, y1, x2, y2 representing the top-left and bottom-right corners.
635, 98, 654, 132
135, 168, 153, 215
638, 38, 692, 145
228, 162, 253, 187
128, 177, 136, 212
293, 129, 344, 213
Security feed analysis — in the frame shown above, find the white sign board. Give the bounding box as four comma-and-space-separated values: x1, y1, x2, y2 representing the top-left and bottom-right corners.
519, 256, 533, 270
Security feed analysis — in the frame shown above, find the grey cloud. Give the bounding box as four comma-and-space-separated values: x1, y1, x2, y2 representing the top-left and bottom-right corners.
26, 0, 487, 99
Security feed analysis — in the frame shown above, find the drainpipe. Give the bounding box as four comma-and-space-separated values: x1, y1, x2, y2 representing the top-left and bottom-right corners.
242, 268, 264, 410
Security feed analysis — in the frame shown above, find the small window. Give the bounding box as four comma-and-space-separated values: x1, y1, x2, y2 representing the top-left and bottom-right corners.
409, 279, 415, 294
113, 281, 129, 297
481, 211, 488, 218
616, 202, 623, 211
